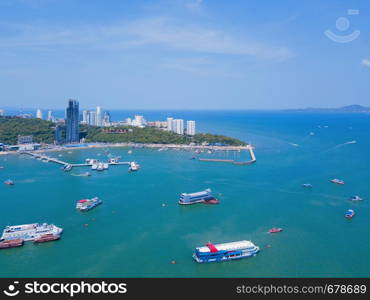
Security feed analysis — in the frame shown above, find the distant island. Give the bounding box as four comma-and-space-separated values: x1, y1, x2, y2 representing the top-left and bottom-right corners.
286, 104, 370, 113
0, 116, 246, 146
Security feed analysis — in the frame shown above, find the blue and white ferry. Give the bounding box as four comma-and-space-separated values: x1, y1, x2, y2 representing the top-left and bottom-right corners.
1, 223, 63, 241
76, 197, 102, 212
193, 240, 260, 263
179, 188, 219, 205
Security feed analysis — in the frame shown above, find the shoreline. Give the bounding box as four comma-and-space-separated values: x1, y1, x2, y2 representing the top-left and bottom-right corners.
1, 142, 252, 155
1, 142, 256, 164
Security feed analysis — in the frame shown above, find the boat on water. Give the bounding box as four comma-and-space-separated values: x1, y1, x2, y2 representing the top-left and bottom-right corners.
302, 183, 313, 188
268, 228, 283, 233
350, 195, 363, 201
76, 197, 102, 212
330, 178, 345, 185
91, 164, 98, 170
1, 223, 63, 241
108, 158, 119, 164
72, 172, 91, 177
96, 163, 104, 171
63, 164, 72, 172
33, 233, 60, 243
345, 209, 355, 219
179, 188, 219, 205
0, 239, 24, 249
103, 163, 109, 170
193, 240, 259, 263
86, 158, 98, 165
129, 161, 140, 171
4, 179, 14, 185
128, 150, 132, 154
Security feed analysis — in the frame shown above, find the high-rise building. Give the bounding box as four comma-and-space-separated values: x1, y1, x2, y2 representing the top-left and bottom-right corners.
65, 99, 80, 143
166, 117, 173, 131
103, 111, 111, 126
82, 110, 89, 124
54, 124, 65, 144
0, 109, 5, 116
132, 115, 146, 127
36, 109, 43, 119
47, 110, 53, 121
172, 119, 184, 135
186, 120, 196, 136
96, 106, 103, 126
125, 117, 132, 125
88, 111, 96, 126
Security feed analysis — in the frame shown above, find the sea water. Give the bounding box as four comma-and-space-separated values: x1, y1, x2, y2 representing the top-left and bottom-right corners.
1, 111, 370, 277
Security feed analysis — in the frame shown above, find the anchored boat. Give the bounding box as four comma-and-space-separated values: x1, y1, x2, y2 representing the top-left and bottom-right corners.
33, 234, 60, 243
350, 195, 363, 201
1, 223, 63, 241
179, 188, 219, 205
345, 209, 355, 219
301, 183, 313, 188
268, 228, 283, 233
193, 240, 259, 263
129, 162, 140, 172
76, 197, 102, 212
4, 179, 14, 185
63, 164, 72, 172
0, 239, 24, 249
330, 178, 345, 185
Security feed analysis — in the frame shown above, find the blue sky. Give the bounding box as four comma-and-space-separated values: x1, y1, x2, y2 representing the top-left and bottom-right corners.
0, 0, 369, 109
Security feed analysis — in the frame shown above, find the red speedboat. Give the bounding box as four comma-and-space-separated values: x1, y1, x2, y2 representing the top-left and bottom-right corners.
0, 239, 24, 249
33, 234, 60, 243
268, 228, 283, 233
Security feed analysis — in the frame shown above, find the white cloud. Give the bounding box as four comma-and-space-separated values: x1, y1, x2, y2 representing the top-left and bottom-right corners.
123, 17, 292, 61
362, 59, 370, 67
0, 17, 293, 61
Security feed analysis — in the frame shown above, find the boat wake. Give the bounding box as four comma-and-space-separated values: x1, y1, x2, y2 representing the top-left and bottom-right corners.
324, 140, 357, 152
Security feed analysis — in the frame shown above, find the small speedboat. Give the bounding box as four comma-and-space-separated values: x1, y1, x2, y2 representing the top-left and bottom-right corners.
96, 163, 104, 171
203, 197, 220, 204
63, 164, 72, 172
330, 178, 345, 185
345, 209, 355, 219
4, 179, 14, 186
268, 228, 283, 233
129, 162, 140, 172
350, 195, 363, 201
302, 183, 313, 188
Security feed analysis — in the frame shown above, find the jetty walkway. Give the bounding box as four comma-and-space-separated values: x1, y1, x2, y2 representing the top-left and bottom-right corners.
20, 152, 131, 168
198, 145, 256, 165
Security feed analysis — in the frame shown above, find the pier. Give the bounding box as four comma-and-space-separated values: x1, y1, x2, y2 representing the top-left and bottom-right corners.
20, 152, 132, 169
198, 145, 256, 165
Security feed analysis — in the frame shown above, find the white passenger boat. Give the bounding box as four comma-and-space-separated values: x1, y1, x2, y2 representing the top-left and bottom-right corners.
193, 240, 260, 263
1, 223, 63, 242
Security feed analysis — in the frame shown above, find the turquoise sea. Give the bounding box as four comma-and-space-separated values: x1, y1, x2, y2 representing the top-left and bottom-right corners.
1, 111, 370, 277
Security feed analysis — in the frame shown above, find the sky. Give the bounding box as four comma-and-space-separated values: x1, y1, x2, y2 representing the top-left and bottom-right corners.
0, 0, 369, 110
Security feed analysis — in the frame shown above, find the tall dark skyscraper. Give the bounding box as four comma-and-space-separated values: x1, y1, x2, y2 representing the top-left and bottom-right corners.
65, 99, 80, 143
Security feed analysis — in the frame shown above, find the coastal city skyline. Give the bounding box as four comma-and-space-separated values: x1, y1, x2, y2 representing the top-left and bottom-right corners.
0, 1, 369, 110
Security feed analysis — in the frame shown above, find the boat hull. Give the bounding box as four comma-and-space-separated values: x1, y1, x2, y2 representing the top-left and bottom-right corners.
193, 249, 260, 263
